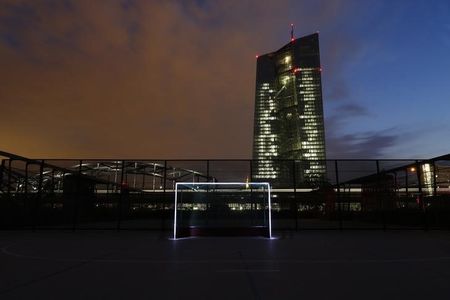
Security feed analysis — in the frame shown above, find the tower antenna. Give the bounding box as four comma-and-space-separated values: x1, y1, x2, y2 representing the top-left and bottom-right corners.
290, 23, 294, 41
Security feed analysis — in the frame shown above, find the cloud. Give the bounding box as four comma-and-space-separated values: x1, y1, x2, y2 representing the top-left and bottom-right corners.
324, 102, 398, 158
335, 103, 369, 117
327, 130, 398, 159
0, 0, 379, 159
325, 101, 369, 130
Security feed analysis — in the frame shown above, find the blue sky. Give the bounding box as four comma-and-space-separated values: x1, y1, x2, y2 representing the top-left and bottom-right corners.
295, 0, 450, 158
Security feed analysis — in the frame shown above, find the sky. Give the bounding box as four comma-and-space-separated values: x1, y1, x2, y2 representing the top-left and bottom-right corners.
1, 0, 450, 159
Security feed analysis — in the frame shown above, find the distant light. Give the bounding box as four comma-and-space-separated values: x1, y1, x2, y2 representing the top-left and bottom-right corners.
291, 23, 294, 26
256, 54, 259, 58
293, 67, 301, 73
410, 167, 416, 172
319, 67, 322, 72
291, 38, 295, 42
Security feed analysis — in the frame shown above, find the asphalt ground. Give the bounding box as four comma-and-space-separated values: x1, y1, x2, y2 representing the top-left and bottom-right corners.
1, 230, 450, 300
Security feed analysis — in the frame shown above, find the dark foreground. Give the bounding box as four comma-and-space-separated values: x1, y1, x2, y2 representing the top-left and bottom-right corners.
1, 230, 450, 300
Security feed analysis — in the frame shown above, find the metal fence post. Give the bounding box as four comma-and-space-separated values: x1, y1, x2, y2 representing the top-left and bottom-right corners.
405, 168, 409, 200
0, 159, 4, 192
249, 159, 255, 226
51, 169, 55, 210
117, 160, 125, 230
376, 160, 386, 231
293, 160, 298, 230
432, 160, 437, 197
431, 160, 438, 229
415, 160, 426, 231
24, 162, 29, 229
7, 159, 12, 196
33, 160, 44, 231
162, 160, 167, 231
334, 160, 342, 230
72, 160, 82, 231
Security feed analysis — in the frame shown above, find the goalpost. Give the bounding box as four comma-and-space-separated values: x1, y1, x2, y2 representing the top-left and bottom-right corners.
173, 182, 272, 239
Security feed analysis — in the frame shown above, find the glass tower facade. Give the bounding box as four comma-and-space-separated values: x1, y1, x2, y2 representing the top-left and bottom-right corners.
252, 33, 326, 185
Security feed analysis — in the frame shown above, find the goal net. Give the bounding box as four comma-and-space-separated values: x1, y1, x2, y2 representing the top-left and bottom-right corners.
173, 182, 272, 239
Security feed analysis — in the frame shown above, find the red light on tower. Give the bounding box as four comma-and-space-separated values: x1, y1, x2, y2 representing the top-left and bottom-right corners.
255, 54, 259, 59
290, 23, 294, 42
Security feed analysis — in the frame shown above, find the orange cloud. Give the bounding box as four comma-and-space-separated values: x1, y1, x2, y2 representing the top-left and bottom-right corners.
0, 0, 349, 159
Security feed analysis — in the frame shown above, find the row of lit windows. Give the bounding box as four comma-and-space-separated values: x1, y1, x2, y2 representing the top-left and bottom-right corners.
255, 135, 277, 139
257, 111, 275, 116
255, 144, 277, 148
309, 165, 326, 169
301, 141, 323, 145
302, 88, 318, 92
299, 84, 320, 87
255, 142, 277, 147
257, 167, 279, 171
299, 115, 319, 119
301, 91, 318, 94
256, 101, 275, 106
257, 136, 272, 142
259, 111, 273, 118
302, 127, 320, 131
304, 138, 323, 142
305, 148, 324, 153
254, 175, 277, 179
303, 146, 324, 150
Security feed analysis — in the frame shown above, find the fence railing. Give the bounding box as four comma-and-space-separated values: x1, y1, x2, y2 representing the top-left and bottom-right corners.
1, 151, 450, 231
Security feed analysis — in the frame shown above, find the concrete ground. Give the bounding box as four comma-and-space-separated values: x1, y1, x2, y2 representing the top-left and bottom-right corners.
1, 230, 450, 300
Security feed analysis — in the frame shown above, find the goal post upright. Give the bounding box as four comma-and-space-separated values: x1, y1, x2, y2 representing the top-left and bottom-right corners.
173, 182, 178, 240
173, 182, 272, 239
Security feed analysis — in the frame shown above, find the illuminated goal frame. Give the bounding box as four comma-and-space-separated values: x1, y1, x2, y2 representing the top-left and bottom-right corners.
173, 182, 272, 239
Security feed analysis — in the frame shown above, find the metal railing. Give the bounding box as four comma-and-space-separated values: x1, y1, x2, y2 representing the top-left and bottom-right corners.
1, 150, 450, 231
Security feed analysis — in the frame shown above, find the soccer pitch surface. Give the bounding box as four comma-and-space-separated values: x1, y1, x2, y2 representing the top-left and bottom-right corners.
1, 231, 450, 299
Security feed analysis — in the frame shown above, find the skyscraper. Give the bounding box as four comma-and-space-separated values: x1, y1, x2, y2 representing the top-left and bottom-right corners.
252, 33, 326, 185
